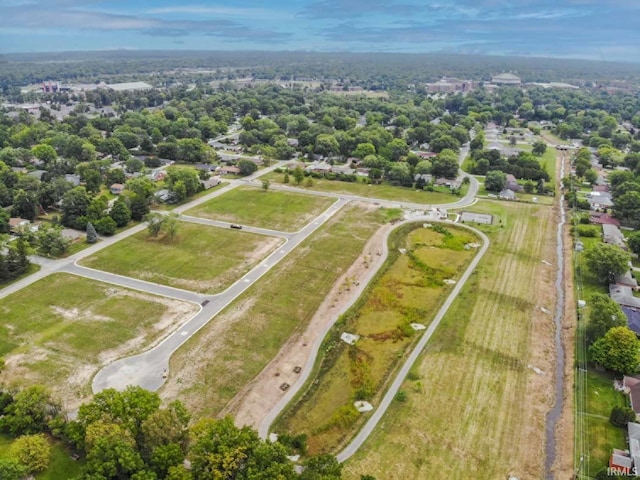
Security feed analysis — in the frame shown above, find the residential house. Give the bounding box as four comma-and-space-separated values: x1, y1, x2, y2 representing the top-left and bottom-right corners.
587, 191, 614, 210
589, 212, 620, 227
505, 174, 523, 192
603, 224, 627, 250
499, 189, 516, 200
154, 189, 175, 203
64, 174, 81, 186
9, 218, 30, 234
110, 183, 124, 195
435, 178, 461, 189
195, 163, 216, 172
305, 161, 332, 174
623, 307, 640, 336
623, 378, 640, 417
414, 174, 433, 184
218, 166, 241, 175
610, 449, 633, 475
200, 177, 221, 190
287, 138, 299, 147
610, 284, 640, 308
615, 270, 638, 288
332, 165, 356, 175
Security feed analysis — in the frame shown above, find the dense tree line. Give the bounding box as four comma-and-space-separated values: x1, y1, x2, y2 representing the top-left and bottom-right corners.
0, 385, 368, 480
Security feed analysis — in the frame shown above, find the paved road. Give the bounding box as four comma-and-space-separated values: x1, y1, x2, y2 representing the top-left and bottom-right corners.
92, 197, 349, 393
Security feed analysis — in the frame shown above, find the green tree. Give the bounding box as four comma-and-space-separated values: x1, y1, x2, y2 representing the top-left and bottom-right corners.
430, 149, 459, 178
238, 159, 258, 176
301, 454, 342, 480
129, 194, 150, 222
94, 216, 117, 236
110, 198, 132, 228
0, 458, 28, 480
0, 385, 59, 436
610, 406, 637, 428
36, 223, 71, 257
163, 213, 180, 240
314, 134, 340, 157
86, 221, 98, 244
584, 243, 631, 283
586, 293, 626, 344
12, 189, 38, 221
262, 179, 270, 192
60, 186, 91, 228
613, 191, 640, 228
628, 232, 640, 256
283, 172, 290, 184
145, 213, 165, 237
532, 141, 547, 156
9, 433, 51, 473
292, 167, 305, 185
166, 167, 201, 198
352, 143, 376, 159
31, 144, 57, 164
387, 163, 412, 186
590, 326, 640, 375
485, 170, 507, 192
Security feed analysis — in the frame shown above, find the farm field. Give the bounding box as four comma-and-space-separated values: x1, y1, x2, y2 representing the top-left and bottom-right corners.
343, 200, 557, 480
161, 203, 393, 418
80, 221, 282, 293
185, 186, 335, 231
0, 273, 197, 407
274, 223, 480, 455
262, 172, 467, 205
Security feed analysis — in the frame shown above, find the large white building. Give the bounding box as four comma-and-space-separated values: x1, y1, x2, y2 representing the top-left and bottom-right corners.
491, 73, 522, 85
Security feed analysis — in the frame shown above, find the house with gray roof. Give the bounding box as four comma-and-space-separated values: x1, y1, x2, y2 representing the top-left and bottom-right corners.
610, 284, 640, 308
603, 224, 627, 250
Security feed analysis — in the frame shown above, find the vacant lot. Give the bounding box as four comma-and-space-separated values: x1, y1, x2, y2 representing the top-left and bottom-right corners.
0, 273, 197, 407
263, 172, 466, 205
344, 200, 557, 480
185, 186, 335, 232
162, 204, 391, 418
80, 221, 282, 293
275, 224, 479, 454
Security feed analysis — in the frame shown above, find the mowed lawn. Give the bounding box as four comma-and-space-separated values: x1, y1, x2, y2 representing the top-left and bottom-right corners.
344, 200, 557, 480
185, 186, 335, 232
80, 221, 282, 293
276, 224, 480, 455
0, 273, 197, 404
262, 172, 467, 205
162, 204, 390, 418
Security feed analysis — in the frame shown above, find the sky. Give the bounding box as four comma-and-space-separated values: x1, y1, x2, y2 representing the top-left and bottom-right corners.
1, 0, 639, 62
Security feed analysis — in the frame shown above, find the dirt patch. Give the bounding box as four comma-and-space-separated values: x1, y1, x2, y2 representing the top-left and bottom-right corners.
225, 222, 394, 429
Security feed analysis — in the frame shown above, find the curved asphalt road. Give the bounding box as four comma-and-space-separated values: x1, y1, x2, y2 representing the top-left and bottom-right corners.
257, 219, 489, 457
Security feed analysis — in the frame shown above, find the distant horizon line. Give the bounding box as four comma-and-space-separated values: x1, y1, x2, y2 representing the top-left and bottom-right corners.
2, 48, 639, 66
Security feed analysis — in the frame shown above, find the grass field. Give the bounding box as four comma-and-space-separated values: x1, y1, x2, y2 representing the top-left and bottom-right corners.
343, 200, 557, 480
185, 186, 335, 232
0, 273, 197, 405
275, 224, 479, 454
0, 434, 82, 479
262, 172, 467, 205
162, 204, 392, 417
80, 221, 282, 293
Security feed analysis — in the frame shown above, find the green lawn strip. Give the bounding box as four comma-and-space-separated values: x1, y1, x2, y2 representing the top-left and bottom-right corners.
164, 205, 391, 418
0, 273, 192, 399
273, 223, 479, 455
476, 185, 554, 205
262, 172, 466, 205
80, 221, 281, 293
0, 434, 83, 479
185, 186, 335, 232
343, 200, 554, 479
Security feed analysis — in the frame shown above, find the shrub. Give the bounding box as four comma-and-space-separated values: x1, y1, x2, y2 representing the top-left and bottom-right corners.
395, 390, 408, 402
610, 406, 637, 428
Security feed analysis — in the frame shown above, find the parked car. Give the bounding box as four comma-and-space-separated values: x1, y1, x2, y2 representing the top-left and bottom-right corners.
230, 224, 243, 229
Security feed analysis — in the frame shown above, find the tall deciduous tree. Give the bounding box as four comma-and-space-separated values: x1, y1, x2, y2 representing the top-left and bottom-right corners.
590, 326, 640, 375
584, 243, 630, 283
586, 293, 626, 344
9, 433, 51, 473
